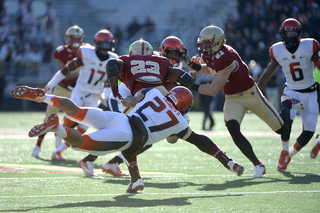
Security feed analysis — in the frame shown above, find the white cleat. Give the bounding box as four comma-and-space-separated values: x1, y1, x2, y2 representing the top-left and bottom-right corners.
252, 164, 266, 178
126, 179, 144, 193
227, 160, 245, 177
78, 159, 96, 178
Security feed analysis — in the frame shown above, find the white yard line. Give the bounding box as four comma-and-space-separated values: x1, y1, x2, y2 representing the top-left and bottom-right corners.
0, 130, 301, 139
0, 190, 319, 198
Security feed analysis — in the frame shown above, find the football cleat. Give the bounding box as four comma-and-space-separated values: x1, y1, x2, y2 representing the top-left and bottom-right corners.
78, 159, 96, 178
278, 150, 289, 172
10, 86, 46, 102
29, 114, 59, 138
101, 162, 128, 176
311, 140, 320, 159
31, 145, 40, 158
51, 151, 66, 161
126, 179, 144, 193
252, 164, 266, 178
282, 156, 291, 172
227, 160, 245, 177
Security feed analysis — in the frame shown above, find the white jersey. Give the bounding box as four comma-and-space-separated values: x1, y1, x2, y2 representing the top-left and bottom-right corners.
128, 88, 189, 145
270, 39, 319, 90
73, 44, 118, 94
70, 88, 190, 156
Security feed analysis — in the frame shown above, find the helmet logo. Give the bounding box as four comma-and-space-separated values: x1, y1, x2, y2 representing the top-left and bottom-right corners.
168, 94, 178, 106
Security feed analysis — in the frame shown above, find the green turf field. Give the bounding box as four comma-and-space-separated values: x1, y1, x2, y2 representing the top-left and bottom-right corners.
1, 111, 320, 212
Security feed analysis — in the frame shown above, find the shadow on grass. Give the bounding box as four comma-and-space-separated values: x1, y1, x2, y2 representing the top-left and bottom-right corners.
0, 194, 243, 211
199, 172, 320, 191
33, 156, 102, 169
102, 172, 320, 191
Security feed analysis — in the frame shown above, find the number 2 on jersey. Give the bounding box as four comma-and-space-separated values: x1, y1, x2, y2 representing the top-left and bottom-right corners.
131, 60, 160, 75
289, 62, 304, 81
136, 96, 179, 132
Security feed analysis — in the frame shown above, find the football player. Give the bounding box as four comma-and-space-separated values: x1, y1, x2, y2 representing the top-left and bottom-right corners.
31, 25, 85, 159
45, 29, 118, 161
11, 85, 244, 193
257, 18, 320, 171
106, 35, 185, 114
99, 38, 193, 176
183, 25, 305, 178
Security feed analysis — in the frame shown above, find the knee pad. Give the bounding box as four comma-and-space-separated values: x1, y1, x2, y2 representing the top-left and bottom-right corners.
297, 131, 314, 147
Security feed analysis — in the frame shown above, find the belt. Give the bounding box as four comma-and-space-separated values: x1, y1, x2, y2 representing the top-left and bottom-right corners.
225, 86, 254, 98
292, 82, 318, 93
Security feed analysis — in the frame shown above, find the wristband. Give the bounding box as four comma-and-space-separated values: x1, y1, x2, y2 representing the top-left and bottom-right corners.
191, 84, 200, 92
189, 62, 201, 71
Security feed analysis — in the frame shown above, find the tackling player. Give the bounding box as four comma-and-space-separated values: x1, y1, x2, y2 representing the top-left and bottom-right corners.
11, 85, 245, 193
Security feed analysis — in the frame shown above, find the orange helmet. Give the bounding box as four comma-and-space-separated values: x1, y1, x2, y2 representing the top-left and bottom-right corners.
279, 18, 302, 48
64, 25, 84, 50
159, 36, 184, 64
94, 29, 115, 55
166, 86, 194, 115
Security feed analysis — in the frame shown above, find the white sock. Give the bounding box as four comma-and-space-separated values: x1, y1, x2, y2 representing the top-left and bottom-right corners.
53, 124, 68, 139
288, 145, 299, 158
55, 142, 69, 153
42, 95, 56, 106
281, 140, 290, 151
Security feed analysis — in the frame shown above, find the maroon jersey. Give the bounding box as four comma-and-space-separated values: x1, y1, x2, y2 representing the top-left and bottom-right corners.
119, 54, 173, 95
202, 44, 255, 95
53, 44, 78, 88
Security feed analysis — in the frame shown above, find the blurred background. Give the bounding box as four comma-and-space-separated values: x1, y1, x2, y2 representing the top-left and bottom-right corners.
0, 0, 319, 112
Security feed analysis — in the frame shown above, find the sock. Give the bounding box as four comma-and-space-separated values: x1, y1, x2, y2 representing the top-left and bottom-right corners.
55, 142, 70, 153
288, 144, 299, 158
215, 151, 231, 169
83, 154, 98, 162
36, 133, 46, 147
108, 155, 124, 165
281, 140, 290, 151
126, 156, 140, 182
43, 95, 59, 106
54, 124, 68, 138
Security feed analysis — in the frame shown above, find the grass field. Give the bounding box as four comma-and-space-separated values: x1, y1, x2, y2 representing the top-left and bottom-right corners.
1, 111, 320, 212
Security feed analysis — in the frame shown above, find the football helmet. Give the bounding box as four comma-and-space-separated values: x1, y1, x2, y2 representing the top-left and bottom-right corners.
64, 25, 84, 50
94, 29, 115, 55
279, 18, 302, 48
129, 39, 153, 56
197, 25, 225, 57
159, 36, 184, 64
166, 86, 194, 115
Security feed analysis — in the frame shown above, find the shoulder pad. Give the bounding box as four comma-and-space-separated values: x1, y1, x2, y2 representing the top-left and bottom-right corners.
78, 44, 95, 60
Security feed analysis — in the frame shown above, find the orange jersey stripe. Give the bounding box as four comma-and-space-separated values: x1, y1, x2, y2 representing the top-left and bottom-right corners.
78, 135, 129, 151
